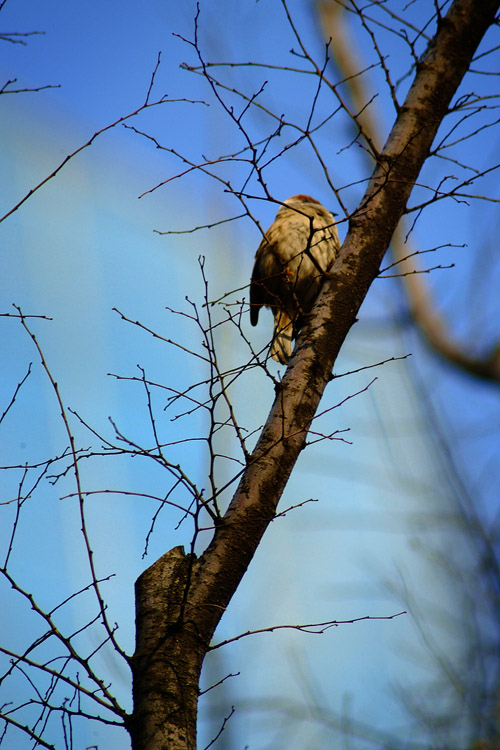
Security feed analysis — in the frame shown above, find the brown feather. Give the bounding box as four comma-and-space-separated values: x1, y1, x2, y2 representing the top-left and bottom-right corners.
249, 196, 340, 363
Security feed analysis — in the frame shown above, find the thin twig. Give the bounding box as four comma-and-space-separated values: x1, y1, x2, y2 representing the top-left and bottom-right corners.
210, 611, 406, 649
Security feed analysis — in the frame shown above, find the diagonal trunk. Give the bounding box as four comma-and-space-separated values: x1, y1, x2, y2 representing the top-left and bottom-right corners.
129, 2, 500, 747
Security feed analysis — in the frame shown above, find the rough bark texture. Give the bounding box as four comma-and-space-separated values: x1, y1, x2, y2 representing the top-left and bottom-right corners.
130, 1, 499, 747
129, 548, 201, 750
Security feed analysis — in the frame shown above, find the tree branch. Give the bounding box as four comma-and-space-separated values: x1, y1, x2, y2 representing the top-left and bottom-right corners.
131, 1, 500, 747
318, 0, 500, 383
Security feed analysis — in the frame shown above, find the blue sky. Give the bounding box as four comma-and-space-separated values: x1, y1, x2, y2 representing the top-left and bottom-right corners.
2, 1, 500, 748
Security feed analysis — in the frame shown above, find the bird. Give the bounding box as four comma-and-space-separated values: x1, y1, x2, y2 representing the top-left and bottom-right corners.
249, 195, 340, 364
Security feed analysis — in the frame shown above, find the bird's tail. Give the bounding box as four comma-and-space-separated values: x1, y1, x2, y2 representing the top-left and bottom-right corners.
270, 310, 294, 364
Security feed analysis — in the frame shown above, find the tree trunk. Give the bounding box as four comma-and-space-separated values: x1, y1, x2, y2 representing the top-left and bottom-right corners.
129, 547, 201, 750
129, 1, 500, 747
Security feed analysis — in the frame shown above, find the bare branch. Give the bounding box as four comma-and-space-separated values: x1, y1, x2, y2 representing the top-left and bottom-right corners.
0, 30, 45, 44
0, 363, 31, 425
318, 0, 500, 383
0, 79, 60, 94
210, 611, 407, 650
13, 307, 129, 665
0, 51, 207, 224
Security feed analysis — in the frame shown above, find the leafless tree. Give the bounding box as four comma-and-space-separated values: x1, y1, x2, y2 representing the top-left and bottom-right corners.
1, 1, 499, 748
313, 4, 500, 748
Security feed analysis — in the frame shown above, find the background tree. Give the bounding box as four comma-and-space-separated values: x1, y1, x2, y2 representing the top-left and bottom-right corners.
1, 1, 499, 748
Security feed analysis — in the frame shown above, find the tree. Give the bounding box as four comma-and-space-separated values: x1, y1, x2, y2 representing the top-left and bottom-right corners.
1, 0, 499, 748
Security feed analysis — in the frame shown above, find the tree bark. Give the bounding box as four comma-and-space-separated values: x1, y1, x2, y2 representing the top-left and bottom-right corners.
319, 0, 500, 384
130, 1, 500, 747
129, 547, 201, 750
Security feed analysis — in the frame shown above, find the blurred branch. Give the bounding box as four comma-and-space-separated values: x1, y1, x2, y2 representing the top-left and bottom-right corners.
0, 30, 45, 45
318, 0, 500, 383
234, 696, 430, 750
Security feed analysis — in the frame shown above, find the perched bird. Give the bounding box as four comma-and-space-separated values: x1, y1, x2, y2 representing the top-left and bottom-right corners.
250, 195, 340, 364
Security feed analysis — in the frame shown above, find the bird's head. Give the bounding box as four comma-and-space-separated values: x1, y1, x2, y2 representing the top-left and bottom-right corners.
285, 194, 320, 206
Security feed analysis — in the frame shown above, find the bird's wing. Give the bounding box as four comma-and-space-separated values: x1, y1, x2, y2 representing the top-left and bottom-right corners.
249, 236, 272, 326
